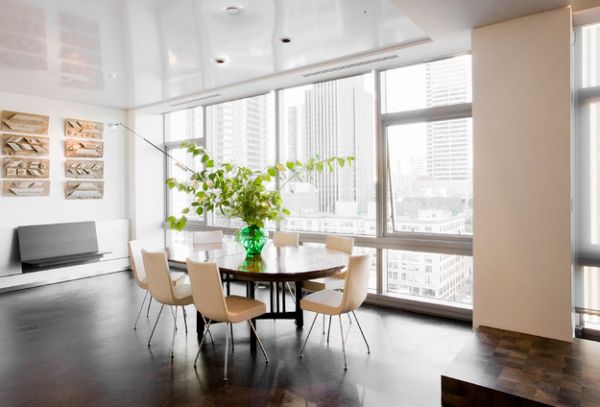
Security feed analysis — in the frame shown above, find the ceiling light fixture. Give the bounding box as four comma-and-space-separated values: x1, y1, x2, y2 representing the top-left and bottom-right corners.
280, 37, 292, 44
214, 58, 226, 64
225, 5, 242, 15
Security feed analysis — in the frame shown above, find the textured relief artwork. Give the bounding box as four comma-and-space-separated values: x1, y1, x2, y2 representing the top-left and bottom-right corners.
2, 157, 49, 178
65, 181, 103, 199
1, 111, 49, 135
65, 160, 103, 179
1, 134, 49, 156
2, 181, 50, 197
64, 118, 103, 139
65, 139, 103, 158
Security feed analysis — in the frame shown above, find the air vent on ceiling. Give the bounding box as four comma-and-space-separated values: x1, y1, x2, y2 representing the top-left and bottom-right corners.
302, 55, 399, 78
170, 93, 222, 107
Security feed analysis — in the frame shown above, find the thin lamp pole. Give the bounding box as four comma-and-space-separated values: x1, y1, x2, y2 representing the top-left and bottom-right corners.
109, 122, 195, 174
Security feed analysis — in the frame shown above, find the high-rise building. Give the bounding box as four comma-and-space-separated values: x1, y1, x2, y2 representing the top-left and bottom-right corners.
425, 57, 471, 181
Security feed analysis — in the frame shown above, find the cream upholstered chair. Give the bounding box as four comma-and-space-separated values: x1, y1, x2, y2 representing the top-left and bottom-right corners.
272, 231, 300, 298
142, 250, 198, 357
272, 231, 299, 247
303, 235, 354, 331
299, 254, 371, 371
303, 235, 354, 292
128, 240, 185, 330
187, 259, 269, 381
193, 230, 223, 245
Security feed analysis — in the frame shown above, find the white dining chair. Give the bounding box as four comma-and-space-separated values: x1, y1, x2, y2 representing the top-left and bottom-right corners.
187, 259, 270, 381
272, 231, 299, 247
128, 240, 186, 330
142, 250, 212, 357
193, 230, 223, 245
303, 235, 354, 331
272, 231, 300, 299
299, 254, 371, 371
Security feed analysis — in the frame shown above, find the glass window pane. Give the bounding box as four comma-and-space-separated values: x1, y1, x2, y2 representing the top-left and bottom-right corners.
381, 55, 472, 113
205, 93, 275, 228
386, 118, 473, 235
279, 73, 376, 236
581, 24, 600, 88
384, 249, 472, 305
165, 107, 203, 142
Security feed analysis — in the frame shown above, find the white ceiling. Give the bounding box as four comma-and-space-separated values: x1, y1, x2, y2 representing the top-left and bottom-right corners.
0, 0, 569, 111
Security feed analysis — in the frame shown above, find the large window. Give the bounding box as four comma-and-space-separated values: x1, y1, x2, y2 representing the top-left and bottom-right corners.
574, 22, 600, 332
205, 93, 276, 228
164, 55, 473, 313
278, 74, 376, 236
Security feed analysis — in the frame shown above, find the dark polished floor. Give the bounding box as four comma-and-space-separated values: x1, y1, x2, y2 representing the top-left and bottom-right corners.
0, 272, 472, 406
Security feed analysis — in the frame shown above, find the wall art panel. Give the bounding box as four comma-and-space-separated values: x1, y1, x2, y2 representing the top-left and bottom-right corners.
65, 180, 103, 199
65, 160, 103, 179
1, 134, 49, 156
64, 139, 103, 158
2, 157, 49, 178
2, 181, 50, 197
1, 111, 49, 135
64, 118, 103, 139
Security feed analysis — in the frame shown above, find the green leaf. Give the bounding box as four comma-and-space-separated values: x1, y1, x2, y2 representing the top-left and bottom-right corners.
267, 167, 277, 177
206, 159, 214, 168
201, 154, 209, 163
282, 208, 290, 215
181, 208, 189, 214
317, 162, 324, 173
337, 158, 345, 167
196, 207, 204, 216
286, 161, 295, 170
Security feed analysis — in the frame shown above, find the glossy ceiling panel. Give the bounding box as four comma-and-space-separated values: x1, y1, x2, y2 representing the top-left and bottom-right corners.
0, 0, 427, 108
0, 0, 571, 109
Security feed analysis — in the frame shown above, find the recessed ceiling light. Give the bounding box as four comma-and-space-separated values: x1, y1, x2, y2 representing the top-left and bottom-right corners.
214, 58, 226, 64
225, 5, 242, 15
280, 37, 292, 44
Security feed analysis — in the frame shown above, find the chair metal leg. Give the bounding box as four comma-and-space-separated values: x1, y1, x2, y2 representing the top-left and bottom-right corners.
202, 315, 215, 343
327, 315, 332, 343
193, 320, 212, 368
170, 307, 177, 358
148, 304, 165, 347
339, 315, 347, 371
223, 322, 231, 381
134, 290, 148, 330
322, 314, 326, 334
248, 320, 269, 363
182, 306, 188, 334
285, 282, 295, 299
146, 296, 153, 318
230, 323, 234, 351
170, 306, 178, 331
347, 313, 352, 324
352, 311, 371, 354
299, 313, 319, 357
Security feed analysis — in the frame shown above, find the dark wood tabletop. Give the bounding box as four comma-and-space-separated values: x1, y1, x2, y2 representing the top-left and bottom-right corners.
167, 242, 348, 282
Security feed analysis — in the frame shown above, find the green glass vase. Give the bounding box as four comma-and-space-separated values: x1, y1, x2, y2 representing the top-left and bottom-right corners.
238, 224, 268, 257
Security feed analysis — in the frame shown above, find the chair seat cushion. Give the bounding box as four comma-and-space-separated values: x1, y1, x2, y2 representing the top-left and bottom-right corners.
173, 284, 193, 305
300, 290, 343, 315
225, 296, 267, 323
170, 271, 186, 285
303, 274, 345, 292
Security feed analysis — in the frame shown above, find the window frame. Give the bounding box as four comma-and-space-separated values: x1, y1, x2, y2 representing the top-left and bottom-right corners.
163, 55, 474, 320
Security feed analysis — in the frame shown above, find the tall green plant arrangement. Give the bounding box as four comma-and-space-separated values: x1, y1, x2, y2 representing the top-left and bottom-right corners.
166, 142, 354, 232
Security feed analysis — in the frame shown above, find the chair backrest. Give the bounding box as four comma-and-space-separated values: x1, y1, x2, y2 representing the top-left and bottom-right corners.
340, 254, 370, 313
142, 250, 175, 304
128, 240, 146, 287
193, 230, 223, 245
272, 231, 299, 247
186, 259, 229, 323
326, 235, 354, 255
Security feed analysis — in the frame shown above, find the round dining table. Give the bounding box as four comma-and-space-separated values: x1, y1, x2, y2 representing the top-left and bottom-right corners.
167, 241, 349, 348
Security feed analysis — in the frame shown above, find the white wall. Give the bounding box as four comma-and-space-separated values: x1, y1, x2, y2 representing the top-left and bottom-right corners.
127, 110, 165, 250
0, 90, 129, 279
472, 8, 573, 341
